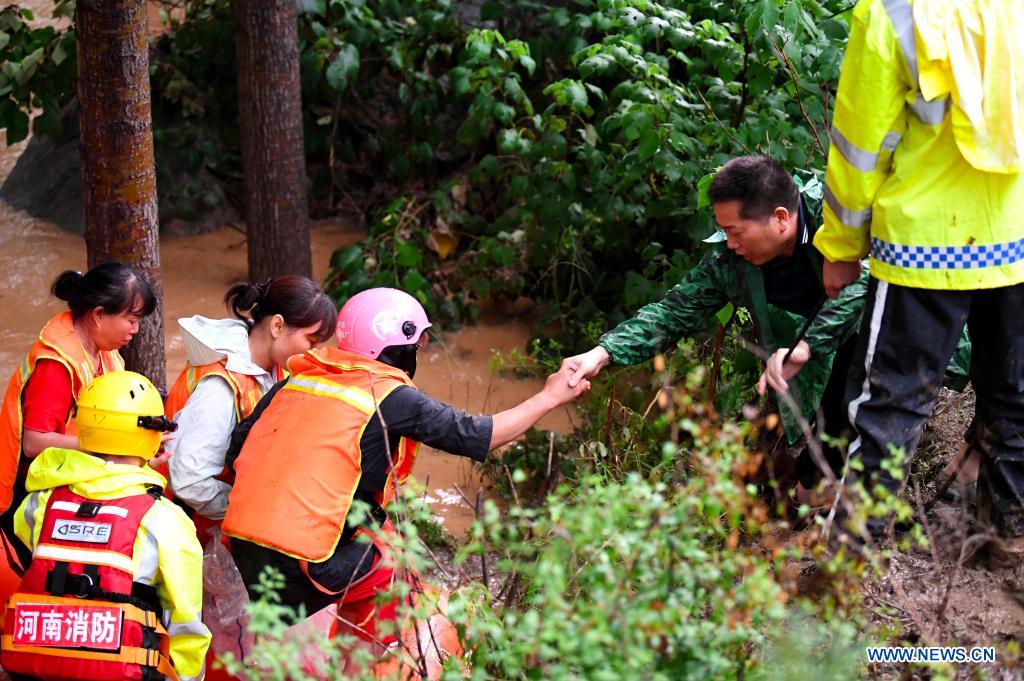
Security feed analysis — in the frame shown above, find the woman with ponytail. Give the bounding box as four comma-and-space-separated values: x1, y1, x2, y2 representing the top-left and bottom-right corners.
164, 276, 336, 543
0, 263, 156, 582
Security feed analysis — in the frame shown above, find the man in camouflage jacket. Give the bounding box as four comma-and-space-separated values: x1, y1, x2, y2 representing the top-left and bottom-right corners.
564, 156, 969, 487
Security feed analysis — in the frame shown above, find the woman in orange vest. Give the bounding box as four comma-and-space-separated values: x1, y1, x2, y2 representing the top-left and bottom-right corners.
164, 276, 336, 543
223, 288, 590, 634
0, 263, 156, 595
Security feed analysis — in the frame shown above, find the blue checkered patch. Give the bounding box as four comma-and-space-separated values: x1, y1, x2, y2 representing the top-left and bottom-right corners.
871, 236, 1024, 269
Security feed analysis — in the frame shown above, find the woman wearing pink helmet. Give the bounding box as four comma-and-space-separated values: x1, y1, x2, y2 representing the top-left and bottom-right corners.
221, 287, 589, 630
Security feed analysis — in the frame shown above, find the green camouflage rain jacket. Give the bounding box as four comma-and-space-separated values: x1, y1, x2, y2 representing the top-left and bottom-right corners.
599, 174, 971, 443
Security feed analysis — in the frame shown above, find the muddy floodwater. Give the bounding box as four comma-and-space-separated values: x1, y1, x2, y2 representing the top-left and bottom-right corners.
0, 17, 570, 534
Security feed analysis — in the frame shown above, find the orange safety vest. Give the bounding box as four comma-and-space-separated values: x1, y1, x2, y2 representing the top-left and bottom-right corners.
0, 312, 124, 514
161, 361, 281, 516
165, 362, 280, 425
1, 486, 177, 681
222, 347, 422, 562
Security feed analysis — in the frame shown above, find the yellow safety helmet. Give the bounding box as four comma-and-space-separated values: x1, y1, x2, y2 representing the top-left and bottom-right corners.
75, 371, 174, 459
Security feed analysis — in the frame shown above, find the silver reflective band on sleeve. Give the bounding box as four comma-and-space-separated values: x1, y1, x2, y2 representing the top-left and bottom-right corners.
824, 185, 873, 227
829, 126, 903, 172
882, 0, 917, 78
882, 0, 948, 125
909, 95, 949, 125
167, 618, 211, 638
829, 127, 878, 171
22, 492, 41, 545
135, 527, 160, 585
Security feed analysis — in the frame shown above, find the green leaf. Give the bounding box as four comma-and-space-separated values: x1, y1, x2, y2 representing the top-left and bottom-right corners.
450, 67, 471, 97
638, 128, 659, 161
395, 240, 422, 268
518, 54, 536, 76
14, 47, 43, 86
401, 270, 430, 302
562, 81, 588, 112
51, 37, 69, 66
330, 245, 364, 275
715, 303, 734, 326
697, 172, 716, 209
325, 44, 360, 92
0, 32, 9, 51
582, 123, 598, 146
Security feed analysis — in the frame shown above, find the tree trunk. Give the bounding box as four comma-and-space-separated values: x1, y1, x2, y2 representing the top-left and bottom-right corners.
77, 0, 167, 389
234, 0, 312, 281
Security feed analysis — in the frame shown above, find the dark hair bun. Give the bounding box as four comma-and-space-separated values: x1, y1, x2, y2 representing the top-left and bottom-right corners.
224, 282, 262, 320
49, 263, 157, 320
223, 276, 337, 344
51, 270, 85, 303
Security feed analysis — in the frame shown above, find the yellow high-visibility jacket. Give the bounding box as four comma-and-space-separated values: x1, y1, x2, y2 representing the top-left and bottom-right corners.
814, 0, 1024, 290
15, 448, 211, 681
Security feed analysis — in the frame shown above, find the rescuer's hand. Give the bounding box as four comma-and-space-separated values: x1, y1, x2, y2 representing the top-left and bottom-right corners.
562, 346, 611, 388
757, 341, 810, 396
148, 431, 175, 470
543, 364, 592, 407
822, 258, 862, 299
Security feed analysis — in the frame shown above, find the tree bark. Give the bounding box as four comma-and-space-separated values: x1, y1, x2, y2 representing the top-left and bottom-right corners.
77, 0, 166, 389
234, 0, 312, 280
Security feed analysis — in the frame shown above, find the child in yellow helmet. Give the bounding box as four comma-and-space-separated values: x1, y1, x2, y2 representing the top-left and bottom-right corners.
1, 371, 210, 681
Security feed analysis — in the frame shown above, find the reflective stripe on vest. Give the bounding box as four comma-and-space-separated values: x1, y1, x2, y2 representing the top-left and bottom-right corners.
32, 544, 134, 573
283, 374, 378, 414
824, 185, 873, 227
223, 347, 422, 562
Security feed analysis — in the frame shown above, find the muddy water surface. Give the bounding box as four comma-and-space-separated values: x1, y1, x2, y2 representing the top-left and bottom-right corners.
0, 40, 565, 535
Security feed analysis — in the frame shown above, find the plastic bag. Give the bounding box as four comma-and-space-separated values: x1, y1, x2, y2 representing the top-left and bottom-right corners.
202, 528, 254, 670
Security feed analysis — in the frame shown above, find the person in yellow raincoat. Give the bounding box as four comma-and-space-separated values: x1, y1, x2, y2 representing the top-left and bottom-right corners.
817, 0, 1024, 544
7, 372, 210, 680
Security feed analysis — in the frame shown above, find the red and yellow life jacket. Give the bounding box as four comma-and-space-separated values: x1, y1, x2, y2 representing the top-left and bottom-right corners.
0, 312, 124, 514
222, 347, 421, 562
0, 486, 177, 681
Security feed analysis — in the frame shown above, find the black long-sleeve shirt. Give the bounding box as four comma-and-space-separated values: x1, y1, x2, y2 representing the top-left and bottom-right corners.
228, 380, 493, 496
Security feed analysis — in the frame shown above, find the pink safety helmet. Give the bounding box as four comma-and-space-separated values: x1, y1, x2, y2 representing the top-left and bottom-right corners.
336, 287, 432, 359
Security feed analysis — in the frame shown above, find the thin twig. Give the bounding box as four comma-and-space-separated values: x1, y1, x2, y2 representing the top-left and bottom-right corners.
769, 37, 827, 160
503, 464, 522, 507
476, 490, 490, 591
694, 86, 752, 154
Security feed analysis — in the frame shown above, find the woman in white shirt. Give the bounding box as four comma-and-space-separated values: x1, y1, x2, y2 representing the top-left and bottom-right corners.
164, 276, 337, 542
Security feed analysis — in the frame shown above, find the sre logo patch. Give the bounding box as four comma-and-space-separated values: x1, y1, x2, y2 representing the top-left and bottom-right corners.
51, 519, 113, 544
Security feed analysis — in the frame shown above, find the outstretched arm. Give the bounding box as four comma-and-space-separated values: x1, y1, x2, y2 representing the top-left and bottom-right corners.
489, 364, 590, 449
566, 248, 733, 386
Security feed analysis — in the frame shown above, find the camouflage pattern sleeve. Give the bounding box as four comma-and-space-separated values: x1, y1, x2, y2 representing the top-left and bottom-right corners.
598, 248, 732, 366
802, 260, 869, 361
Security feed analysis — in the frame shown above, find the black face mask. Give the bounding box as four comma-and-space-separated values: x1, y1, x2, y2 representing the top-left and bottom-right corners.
377, 343, 418, 379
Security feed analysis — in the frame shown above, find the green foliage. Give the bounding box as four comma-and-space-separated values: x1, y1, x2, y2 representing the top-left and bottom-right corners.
230, 370, 884, 680
310, 0, 851, 341
0, 6, 76, 145
0, 0, 848, 344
